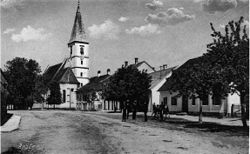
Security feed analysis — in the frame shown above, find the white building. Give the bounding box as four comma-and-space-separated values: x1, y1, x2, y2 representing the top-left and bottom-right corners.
43, 1, 89, 109
158, 57, 241, 117
148, 65, 176, 112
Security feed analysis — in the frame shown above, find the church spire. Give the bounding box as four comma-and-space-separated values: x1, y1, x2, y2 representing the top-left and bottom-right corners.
69, 0, 86, 44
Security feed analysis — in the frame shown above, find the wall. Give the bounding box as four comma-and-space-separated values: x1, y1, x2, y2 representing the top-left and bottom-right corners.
57, 83, 78, 109
159, 91, 182, 112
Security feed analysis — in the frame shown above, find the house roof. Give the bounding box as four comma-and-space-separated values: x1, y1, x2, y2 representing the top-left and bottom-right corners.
69, 2, 87, 44
77, 74, 110, 94
130, 61, 156, 72
158, 56, 203, 91
149, 66, 176, 89
43, 59, 79, 85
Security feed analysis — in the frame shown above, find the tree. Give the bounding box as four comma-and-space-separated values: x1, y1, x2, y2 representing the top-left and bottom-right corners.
206, 17, 249, 127
4, 57, 41, 109
47, 82, 62, 109
169, 57, 215, 123
33, 75, 49, 109
103, 65, 151, 121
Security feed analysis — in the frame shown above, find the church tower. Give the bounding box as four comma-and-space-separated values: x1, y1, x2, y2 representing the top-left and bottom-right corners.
68, 0, 89, 87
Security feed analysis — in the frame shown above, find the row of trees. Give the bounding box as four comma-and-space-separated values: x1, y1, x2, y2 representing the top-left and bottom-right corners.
102, 65, 151, 121
3, 57, 62, 110
169, 17, 249, 127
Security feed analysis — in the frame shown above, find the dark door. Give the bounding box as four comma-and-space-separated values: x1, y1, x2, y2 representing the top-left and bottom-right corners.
182, 95, 188, 113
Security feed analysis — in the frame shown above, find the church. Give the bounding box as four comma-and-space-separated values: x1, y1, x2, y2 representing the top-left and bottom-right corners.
43, 1, 89, 109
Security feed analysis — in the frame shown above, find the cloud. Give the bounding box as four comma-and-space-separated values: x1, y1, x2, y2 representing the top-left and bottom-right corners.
125, 24, 161, 36
0, 0, 24, 8
201, 0, 237, 14
119, 16, 129, 22
11, 25, 52, 42
88, 20, 120, 40
145, 8, 195, 26
3, 28, 15, 34
145, 0, 163, 10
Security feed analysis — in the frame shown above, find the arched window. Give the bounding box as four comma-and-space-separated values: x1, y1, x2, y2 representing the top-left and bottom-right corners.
80, 72, 83, 77
70, 46, 73, 55
81, 60, 83, 65
63, 90, 66, 103
80, 46, 84, 55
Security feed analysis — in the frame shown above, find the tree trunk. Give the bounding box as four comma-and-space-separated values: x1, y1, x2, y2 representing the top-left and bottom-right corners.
199, 100, 203, 124
144, 111, 148, 122
132, 110, 136, 120
240, 92, 247, 128
122, 102, 126, 122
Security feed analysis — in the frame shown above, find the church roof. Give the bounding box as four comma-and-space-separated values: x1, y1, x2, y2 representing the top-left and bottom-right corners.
43, 59, 79, 85
69, 1, 87, 44
77, 74, 110, 94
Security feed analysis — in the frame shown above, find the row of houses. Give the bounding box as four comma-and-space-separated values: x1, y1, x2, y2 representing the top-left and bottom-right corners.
42, 1, 240, 117
74, 57, 240, 117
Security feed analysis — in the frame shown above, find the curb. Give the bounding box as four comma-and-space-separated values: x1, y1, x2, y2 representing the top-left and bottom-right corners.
0, 115, 21, 132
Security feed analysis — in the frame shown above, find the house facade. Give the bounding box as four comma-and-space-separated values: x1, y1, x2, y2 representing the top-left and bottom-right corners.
158, 57, 241, 117
148, 66, 175, 112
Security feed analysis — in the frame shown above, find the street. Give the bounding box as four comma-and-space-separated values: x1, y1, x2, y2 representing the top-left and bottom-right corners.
1, 110, 249, 154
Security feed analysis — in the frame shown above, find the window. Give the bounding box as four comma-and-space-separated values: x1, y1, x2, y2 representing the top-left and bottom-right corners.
163, 97, 168, 105
81, 60, 83, 65
80, 72, 83, 77
63, 90, 66, 103
70, 46, 72, 55
80, 46, 84, 55
80, 83, 83, 87
71, 88, 74, 92
192, 96, 196, 105
171, 97, 177, 105
201, 95, 209, 105
213, 94, 221, 105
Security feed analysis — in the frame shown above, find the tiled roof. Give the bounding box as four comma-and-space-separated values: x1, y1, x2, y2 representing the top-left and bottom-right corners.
43, 60, 79, 85
158, 56, 203, 91
131, 61, 156, 72
149, 66, 176, 89
77, 74, 110, 94
69, 4, 87, 43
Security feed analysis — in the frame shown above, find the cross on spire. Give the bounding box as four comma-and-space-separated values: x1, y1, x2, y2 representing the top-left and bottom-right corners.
68, 0, 87, 44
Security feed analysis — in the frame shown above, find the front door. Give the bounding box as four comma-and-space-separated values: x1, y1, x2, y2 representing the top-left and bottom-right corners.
182, 95, 188, 113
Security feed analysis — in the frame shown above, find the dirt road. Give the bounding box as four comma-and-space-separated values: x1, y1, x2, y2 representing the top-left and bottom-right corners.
1, 110, 248, 154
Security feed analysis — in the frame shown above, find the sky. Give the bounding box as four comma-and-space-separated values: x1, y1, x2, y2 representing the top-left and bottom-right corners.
1, 0, 249, 76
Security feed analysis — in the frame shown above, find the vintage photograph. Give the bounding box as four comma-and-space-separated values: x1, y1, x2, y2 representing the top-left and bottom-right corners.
1, 0, 249, 153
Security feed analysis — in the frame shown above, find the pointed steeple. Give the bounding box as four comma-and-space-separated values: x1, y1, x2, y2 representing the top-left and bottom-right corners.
69, 0, 87, 44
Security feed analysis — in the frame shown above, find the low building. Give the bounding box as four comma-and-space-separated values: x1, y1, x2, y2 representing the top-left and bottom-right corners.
76, 70, 120, 111
148, 65, 176, 112
158, 57, 241, 117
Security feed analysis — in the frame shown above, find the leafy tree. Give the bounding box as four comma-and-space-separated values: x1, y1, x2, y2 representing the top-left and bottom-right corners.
33, 75, 49, 109
103, 65, 151, 121
169, 57, 215, 123
4, 57, 41, 109
47, 82, 62, 109
206, 17, 249, 127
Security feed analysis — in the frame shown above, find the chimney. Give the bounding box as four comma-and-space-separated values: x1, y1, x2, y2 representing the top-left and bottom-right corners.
107, 68, 110, 75
97, 70, 101, 77
135, 58, 138, 64
163, 64, 168, 69
125, 61, 128, 67
160, 66, 163, 70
